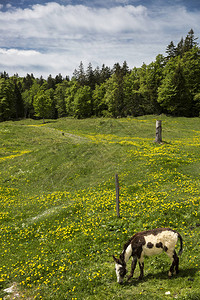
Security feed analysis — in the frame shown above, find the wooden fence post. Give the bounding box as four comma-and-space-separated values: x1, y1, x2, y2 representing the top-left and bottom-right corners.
115, 174, 120, 218
155, 120, 162, 143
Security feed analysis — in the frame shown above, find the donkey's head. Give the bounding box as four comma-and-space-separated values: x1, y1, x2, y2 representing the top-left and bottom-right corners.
113, 255, 127, 284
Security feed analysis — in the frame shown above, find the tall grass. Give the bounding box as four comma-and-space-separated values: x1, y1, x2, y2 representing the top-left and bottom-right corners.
0, 116, 199, 299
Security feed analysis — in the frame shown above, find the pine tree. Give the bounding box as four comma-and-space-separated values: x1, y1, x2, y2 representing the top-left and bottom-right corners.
166, 41, 176, 60
184, 29, 198, 52
158, 58, 191, 116
122, 61, 130, 76
74, 61, 86, 86
123, 69, 143, 116
93, 66, 101, 85
182, 46, 200, 115
176, 37, 184, 57
13, 80, 24, 119
0, 71, 9, 79
86, 63, 96, 90
55, 73, 63, 85
47, 74, 56, 90
100, 64, 112, 83
22, 73, 35, 91
0, 78, 15, 120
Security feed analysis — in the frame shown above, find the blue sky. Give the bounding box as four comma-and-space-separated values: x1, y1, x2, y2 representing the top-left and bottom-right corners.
0, 0, 200, 78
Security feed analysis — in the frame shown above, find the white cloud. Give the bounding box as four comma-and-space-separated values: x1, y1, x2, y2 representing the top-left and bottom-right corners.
0, 47, 86, 77
0, 3, 149, 38
0, 2, 200, 77
0, 48, 39, 57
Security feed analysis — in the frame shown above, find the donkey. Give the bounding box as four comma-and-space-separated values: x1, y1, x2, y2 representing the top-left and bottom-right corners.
113, 228, 183, 284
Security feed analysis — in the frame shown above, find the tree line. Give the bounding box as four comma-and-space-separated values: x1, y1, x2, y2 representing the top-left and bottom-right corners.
1, 29, 200, 122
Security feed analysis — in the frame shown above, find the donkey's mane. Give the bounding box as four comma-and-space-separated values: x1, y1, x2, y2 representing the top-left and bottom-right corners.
123, 236, 134, 251
120, 235, 135, 262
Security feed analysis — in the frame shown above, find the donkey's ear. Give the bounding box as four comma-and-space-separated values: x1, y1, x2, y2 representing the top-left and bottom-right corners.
113, 255, 118, 263
113, 255, 121, 264
113, 255, 117, 261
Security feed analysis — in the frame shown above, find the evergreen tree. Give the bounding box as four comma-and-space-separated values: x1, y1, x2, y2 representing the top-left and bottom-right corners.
0, 78, 16, 120
176, 37, 184, 57
123, 69, 144, 116
184, 29, 198, 52
139, 55, 165, 114
22, 80, 38, 118
13, 79, 24, 118
113, 63, 122, 76
183, 46, 200, 96
37, 76, 45, 86
47, 74, 56, 90
100, 64, 112, 83
0, 71, 9, 79
0, 78, 12, 121
55, 73, 63, 85
122, 61, 130, 76
93, 66, 101, 85
73, 61, 86, 86
72, 68, 79, 81
158, 58, 191, 116
86, 63, 96, 90
22, 73, 35, 91
166, 41, 176, 60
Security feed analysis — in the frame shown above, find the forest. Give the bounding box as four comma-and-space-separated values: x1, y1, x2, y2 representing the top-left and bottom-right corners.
1, 29, 200, 122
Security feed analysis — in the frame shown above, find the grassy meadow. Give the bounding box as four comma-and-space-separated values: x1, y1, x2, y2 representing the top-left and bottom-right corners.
0, 116, 200, 299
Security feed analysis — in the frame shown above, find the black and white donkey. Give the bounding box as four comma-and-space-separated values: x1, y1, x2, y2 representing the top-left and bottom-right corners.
113, 228, 183, 284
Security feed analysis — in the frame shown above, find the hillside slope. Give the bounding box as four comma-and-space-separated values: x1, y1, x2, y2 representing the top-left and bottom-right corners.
0, 116, 199, 299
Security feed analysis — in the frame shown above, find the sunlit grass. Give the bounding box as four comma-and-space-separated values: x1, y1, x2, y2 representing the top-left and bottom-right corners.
0, 116, 199, 299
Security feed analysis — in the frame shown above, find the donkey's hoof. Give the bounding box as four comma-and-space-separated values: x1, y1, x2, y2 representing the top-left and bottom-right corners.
168, 271, 172, 278
138, 276, 143, 280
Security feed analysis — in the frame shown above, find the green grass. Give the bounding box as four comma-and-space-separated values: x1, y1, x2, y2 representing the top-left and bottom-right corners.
0, 116, 200, 299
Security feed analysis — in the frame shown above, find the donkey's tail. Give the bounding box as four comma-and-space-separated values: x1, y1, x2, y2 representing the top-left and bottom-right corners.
177, 232, 183, 256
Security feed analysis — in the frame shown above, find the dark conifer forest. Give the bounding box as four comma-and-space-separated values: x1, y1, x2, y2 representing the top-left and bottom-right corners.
1, 29, 200, 121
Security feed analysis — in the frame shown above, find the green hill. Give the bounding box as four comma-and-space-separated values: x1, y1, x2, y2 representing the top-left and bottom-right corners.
0, 116, 199, 299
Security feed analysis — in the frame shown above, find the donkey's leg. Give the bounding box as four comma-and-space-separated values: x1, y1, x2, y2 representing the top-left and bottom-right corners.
138, 257, 144, 280
127, 257, 137, 281
173, 250, 179, 275
166, 249, 177, 277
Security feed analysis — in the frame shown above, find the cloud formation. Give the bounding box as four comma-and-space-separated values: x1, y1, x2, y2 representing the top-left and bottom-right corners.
0, 2, 200, 77
1, 4, 148, 41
